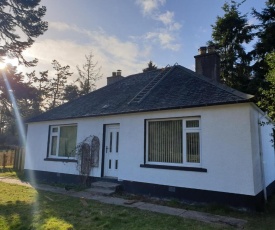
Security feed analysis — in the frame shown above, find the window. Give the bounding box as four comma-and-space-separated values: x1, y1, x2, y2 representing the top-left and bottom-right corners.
48, 125, 77, 158
146, 118, 201, 166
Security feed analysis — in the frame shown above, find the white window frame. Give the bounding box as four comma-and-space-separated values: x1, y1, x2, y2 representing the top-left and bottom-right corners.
146, 117, 201, 167
183, 118, 201, 167
48, 124, 77, 159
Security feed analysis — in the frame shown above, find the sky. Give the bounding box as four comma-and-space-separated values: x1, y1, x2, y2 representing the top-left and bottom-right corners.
18, 0, 266, 89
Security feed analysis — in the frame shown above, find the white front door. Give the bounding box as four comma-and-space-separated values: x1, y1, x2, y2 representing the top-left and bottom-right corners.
104, 124, 120, 178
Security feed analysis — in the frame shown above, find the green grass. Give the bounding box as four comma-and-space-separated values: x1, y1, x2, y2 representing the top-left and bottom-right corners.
0, 168, 25, 180
0, 182, 225, 230
2, 170, 275, 229
115, 191, 275, 230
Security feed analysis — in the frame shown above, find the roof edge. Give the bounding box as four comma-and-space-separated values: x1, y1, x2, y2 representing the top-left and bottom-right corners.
27, 100, 251, 123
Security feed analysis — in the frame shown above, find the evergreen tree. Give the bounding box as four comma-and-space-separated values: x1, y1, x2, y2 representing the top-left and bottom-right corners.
0, 64, 38, 145
0, 0, 47, 145
210, 0, 253, 93
63, 84, 80, 102
258, 52, 275, 120
0, 0, 48, 66
26, 70, 50, 114
143, 61, 158, 72
251, 0, 275, 93
49, 60, 73, 109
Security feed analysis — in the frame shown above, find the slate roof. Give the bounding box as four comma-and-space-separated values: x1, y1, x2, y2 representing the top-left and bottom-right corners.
27, 65, 254, 123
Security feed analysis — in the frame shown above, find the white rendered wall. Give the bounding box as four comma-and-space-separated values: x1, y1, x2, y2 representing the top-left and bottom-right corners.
261, 116, 275, 188
249, 106, 275, 195
249, 106, 262, 194
118, 104, 255, 195
25, 119, 79, 175
26, 103, 258, 195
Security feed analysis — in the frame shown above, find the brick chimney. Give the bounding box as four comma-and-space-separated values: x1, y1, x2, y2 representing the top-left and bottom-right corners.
107, 70, 124, 85
194, 46, 220, 82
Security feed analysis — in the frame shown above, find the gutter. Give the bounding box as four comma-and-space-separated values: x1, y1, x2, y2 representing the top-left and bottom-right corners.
258, 112, 268, 202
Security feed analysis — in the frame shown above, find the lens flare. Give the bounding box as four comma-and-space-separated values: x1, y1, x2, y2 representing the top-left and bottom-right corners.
1, 70, 26, 144
1, 69, 39, 215
0, 62, 6, 69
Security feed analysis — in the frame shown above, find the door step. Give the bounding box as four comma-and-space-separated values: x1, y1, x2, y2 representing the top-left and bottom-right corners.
87, 181, 122, 196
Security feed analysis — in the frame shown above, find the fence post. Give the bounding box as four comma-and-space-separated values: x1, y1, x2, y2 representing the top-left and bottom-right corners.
19, 148, 22, 171
14, 148, 19, 170
14, 148, 25, 172
11, 150, 15, 167
22, 148, 25, 171
13, 149, 17, 170
3, 153, 6, 169
0, 152, 2, 169
8, 150, 11, 166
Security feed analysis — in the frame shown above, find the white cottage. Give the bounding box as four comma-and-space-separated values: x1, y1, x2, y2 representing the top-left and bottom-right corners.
25, 47, 275, 209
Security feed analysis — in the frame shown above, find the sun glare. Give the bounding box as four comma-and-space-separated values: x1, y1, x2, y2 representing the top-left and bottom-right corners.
0, 57, 18, 69
5, 57, 18, 66
0, 62, 6, 70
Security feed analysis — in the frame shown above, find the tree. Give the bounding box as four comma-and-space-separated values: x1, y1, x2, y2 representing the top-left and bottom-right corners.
0, 64, 38, 145
209, 0, 254, 93
26, 70, 50, 114
0, 0, 48, 66
63, 84, 80, 102
258, 52, 275, 120
76, 51, 102, 95
143, 61, 158, 72
252, 0, 275, 63
251, 0, 275, 93
0, 65, 37, 113
48, 60, 73, 109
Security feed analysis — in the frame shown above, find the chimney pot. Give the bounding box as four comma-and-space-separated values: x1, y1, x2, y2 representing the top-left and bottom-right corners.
198, 47, 207, 55
207, 45, 216, 53
194, 46, 220, 82
107, 70, 124, 85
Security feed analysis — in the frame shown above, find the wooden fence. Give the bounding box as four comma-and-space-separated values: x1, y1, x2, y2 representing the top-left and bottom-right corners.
0, 148, 25, 171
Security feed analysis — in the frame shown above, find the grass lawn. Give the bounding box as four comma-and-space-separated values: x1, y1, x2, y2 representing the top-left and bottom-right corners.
1, 170, 275, 230
0, 182, 226, 230
0, 168, 24, 180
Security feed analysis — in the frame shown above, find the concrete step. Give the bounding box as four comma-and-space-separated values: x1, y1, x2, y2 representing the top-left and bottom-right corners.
86, 187, 116, 195
91, 181, 121, 190
88, 181, 121, 196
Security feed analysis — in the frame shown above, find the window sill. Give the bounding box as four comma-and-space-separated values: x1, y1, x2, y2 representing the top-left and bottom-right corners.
44, 158, 77, 163
140, 164, 207, 172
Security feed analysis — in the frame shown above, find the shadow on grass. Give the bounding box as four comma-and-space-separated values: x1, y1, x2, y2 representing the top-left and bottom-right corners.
0, 200, 35, 229
0, 182, 227, 230
0, 168, 25, 180
0, 186, 75, 230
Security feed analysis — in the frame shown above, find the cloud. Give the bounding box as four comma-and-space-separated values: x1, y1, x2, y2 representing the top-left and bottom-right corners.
145, 31, 180, 51
21, 22, 150, 88
49, 22, 145, 62
49, 21, 71, 31
135, 0, 166, 15
169, 22, 182, 31
157, 11, 174, 26
135, 1, 182, 51
156, 11, 182, 31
